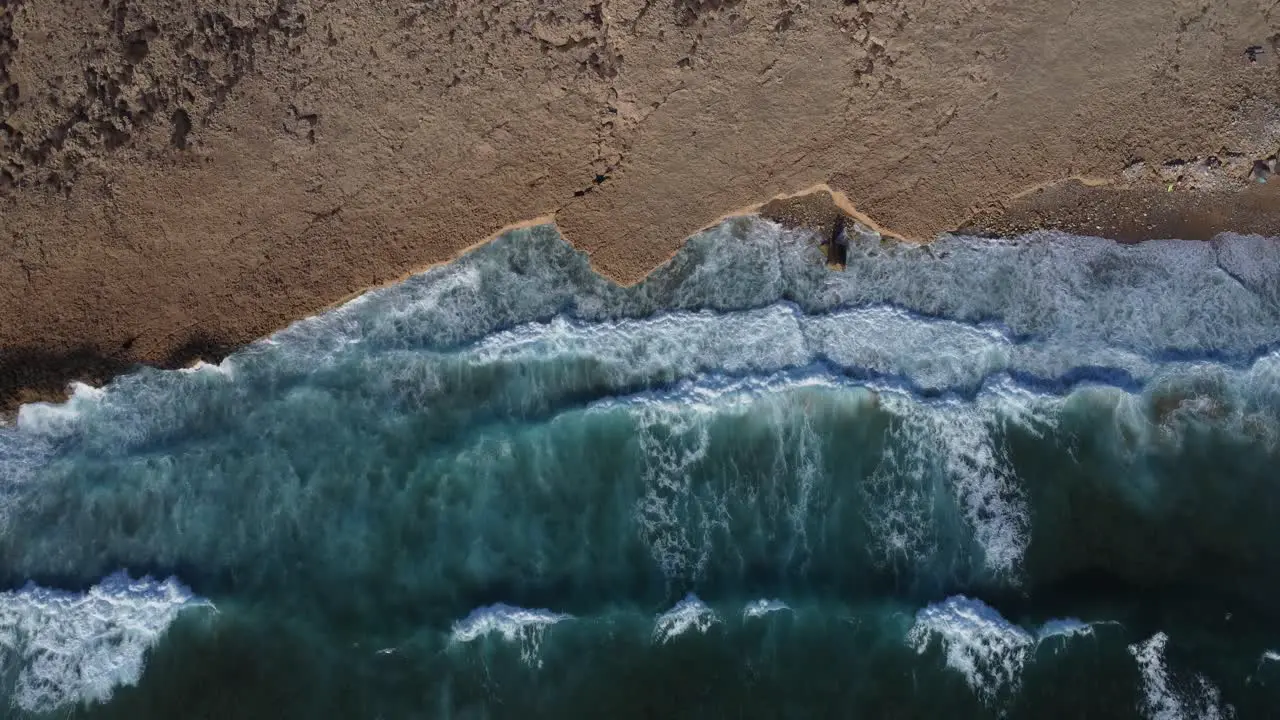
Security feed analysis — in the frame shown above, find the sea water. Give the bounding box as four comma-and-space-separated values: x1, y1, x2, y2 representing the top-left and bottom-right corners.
2, 218, 1280, 718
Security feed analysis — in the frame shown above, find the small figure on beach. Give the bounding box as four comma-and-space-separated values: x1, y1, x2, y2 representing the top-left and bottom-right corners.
827, 216, 849, 267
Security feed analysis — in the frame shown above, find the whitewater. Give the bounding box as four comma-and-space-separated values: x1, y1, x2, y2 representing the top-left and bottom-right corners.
1, 217, 1279, 717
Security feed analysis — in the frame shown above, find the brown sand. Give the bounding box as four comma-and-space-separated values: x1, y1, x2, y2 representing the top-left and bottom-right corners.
963, 178, 1280, 242
4, 0, 1280, 413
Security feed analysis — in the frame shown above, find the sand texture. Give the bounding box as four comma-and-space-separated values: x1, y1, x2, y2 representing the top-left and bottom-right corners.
3, 0, 1280, 409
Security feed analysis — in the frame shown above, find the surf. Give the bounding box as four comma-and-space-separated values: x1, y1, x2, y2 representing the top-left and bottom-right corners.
1, 218, 1278, 716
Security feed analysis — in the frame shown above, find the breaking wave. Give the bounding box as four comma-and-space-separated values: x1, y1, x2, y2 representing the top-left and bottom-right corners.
1, 218, 1279, 716
0, 573, 208, 713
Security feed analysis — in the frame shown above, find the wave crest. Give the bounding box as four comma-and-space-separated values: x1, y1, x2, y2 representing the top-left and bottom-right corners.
0, 572, 208, 713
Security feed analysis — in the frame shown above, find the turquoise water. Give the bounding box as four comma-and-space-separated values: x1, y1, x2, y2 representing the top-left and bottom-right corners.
2, 218, 1280, 718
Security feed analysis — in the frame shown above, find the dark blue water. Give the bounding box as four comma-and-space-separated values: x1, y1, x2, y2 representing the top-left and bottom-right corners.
2, 219, 1280, 718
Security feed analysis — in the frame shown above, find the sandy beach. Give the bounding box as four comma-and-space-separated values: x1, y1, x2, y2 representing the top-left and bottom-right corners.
3, 0, 1280, 412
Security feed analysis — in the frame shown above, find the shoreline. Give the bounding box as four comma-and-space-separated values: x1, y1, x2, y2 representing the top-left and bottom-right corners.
4, 177, 1280, 420
7, 0, 1280, 421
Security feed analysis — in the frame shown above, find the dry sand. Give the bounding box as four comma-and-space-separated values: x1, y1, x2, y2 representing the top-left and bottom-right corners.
3, 0, 1280, 411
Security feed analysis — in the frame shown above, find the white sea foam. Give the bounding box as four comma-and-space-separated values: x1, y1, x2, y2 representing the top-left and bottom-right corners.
0, 572, 209, 713
593, 369, 851, 415
1035, 617, 1094, 643
905, 598, 1103, 703
450, 603, 570, 667
906, 596, 1034, 702
15, 381, 105, 438
653, 594, 719, 643
838, 230, 1278, 356
1128, 632, 1234, 720
177, 359, 235, 377
742, 599, 792, 619
464, 302, 1227, 400
807, 306, 1014, 393
471, 304, 812, 383
878, 392, 1030, 577
1129, 633, 1186, 720
861, 406, 946, 571
375, 264, 485, 344
635, 406, 721, 580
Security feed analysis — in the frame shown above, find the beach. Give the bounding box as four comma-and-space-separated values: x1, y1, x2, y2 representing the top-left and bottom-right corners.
7, 3, 1280, 715
3, 0, 1280, 410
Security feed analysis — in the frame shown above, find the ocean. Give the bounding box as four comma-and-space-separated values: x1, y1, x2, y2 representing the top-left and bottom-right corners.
2, 217, 1280, 718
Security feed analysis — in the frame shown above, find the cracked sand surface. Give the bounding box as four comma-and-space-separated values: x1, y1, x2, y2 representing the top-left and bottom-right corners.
2, 0, 1280, 409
